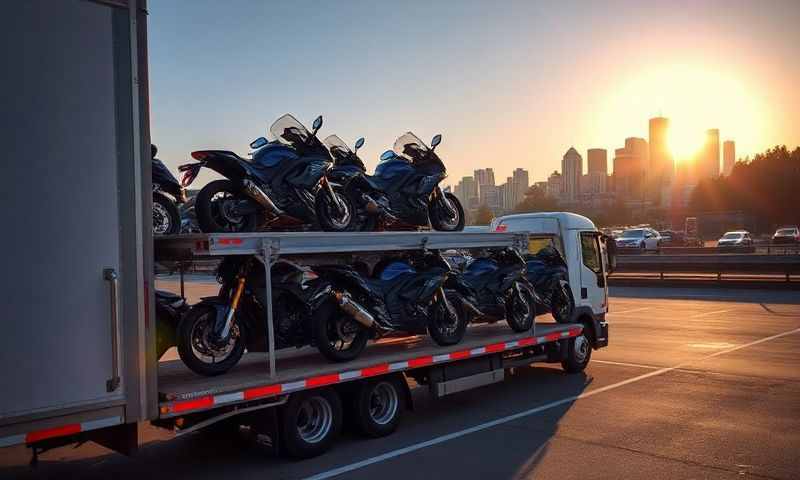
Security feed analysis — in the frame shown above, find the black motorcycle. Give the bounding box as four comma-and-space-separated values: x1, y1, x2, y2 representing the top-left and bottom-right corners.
152, 144, 186, 235
179, 114, 348, 233
176, 257, 367, 376
312, 250, 469, 359
155, 289, 189, 360
314, 134, 371, 231
525, 246, 574, 323
316, 132, 465, 232
459, 248, 536, 332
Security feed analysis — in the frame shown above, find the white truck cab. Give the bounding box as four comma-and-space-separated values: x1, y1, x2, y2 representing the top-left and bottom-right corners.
490, 212, 611, 348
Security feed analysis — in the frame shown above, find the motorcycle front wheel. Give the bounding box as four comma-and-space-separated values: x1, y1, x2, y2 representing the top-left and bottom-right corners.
429, 192, 465, 232
153, 192, 181, 235
196, 179, 259, 233
552, 284, 575, 323
314, 186, 358, 232
505, 282, 535, 332
428, 290, 467, 346
177, 304, 246, 376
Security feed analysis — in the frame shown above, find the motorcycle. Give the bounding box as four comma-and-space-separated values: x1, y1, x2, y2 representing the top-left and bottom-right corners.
179, 114, 348, 233
311, 249, 470, 358
155, 289, 189, 360
152, 144, 186, 235
315, 132, 465, 232
176, 257, 368, 376
459, 248, 536, 332
525, 246, 574, 323
314, 134, 371, 231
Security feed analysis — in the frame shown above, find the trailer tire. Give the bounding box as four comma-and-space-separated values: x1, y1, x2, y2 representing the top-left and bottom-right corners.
561, 331, 591, 373
353, 377, 405, 438
280, 389, 342, 459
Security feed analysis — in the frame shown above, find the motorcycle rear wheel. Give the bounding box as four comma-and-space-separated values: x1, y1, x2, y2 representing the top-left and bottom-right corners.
153, 192, 181, 235
313, 299, 369, 362
428, 290, 467, 346
505, 282, 535, 332
552, 284, 575, 323
196, 179, 259, 233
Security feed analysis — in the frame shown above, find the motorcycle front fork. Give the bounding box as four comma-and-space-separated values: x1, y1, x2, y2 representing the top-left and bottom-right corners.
218, 275, 247, 340
321, 177, 345, 215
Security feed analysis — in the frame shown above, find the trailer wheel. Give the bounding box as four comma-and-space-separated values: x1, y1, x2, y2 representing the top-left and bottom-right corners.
280, 389, 342, 459
561, 331, 591, 373
353, 377, 405, 438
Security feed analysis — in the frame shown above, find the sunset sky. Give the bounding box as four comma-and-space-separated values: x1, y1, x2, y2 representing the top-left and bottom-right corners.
149, 0, 800, 187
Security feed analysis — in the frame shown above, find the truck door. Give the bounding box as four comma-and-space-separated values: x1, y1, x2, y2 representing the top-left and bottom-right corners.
578, 232, 607, 314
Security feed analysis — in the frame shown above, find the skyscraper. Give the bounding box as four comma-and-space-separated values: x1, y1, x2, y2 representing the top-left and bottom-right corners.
723, 140, 735, 176
587, 148, 608, 194
454, 176, 478, 209
648, 117, 673, 203
511, 168, 529, 207
613, 137, 648, 201
697, 129, 720, 180
561, 147, 582, 201
473, 168, 495, 189
547, 171, 563, 199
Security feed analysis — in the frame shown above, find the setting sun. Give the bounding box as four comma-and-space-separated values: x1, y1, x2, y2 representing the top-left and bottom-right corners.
599, 65, 765, 165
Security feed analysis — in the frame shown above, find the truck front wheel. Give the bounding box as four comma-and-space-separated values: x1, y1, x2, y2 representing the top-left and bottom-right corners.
280, 389, 342, 459
561, 331, 591, 373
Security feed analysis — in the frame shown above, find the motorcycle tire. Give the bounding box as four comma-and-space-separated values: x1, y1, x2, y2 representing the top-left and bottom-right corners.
314, 186, 358, 232
196, 179, 259, 233
505, 282, 535, 332
429, 192, 465, 232
153, 192, 181, 235
552, 284, 575, 323
313, 298, 369, 362
428, 290, 467, 346
177, 304, 246, 376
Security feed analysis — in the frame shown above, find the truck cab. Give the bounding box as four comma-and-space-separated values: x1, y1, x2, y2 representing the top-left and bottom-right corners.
490, 212, 610, 348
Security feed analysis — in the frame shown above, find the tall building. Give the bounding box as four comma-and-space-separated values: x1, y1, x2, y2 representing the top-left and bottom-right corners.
723, 140, 735, 176
613, 137, 648, 201
648, 117, 673, 203
586, 148, 608, 194
561, 147, 582, 201
511, 168, 529, 208
697, 129, 720, 180
499, 177, 516, 211
479, 184, 501, 211
546, 171, 563, 199
474, 168, 495, 190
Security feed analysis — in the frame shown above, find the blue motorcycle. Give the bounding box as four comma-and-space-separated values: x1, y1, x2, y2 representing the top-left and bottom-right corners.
180, 114, 348, 232
525, 246, 574, 323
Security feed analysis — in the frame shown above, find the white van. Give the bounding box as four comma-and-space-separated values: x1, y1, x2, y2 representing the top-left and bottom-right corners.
490, 212, 611, 348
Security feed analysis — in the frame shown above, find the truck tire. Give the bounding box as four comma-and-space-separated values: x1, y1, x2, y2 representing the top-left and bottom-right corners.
353, 377, 405, 438
561, 331, 591, 373
280, 389, 342, 459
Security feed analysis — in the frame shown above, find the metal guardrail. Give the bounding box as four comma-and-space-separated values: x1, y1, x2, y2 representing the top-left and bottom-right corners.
617, 245, 800, 255
614, 254, 800, 281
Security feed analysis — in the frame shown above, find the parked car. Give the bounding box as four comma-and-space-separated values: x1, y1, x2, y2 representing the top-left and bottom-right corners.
717, 230, 753, 248
772, 226, 800, 244
615, 228, 661, 251
658, 229, 685, 246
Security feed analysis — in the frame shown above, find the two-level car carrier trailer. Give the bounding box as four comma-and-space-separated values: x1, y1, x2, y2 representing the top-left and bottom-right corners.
0, 0, 608, 464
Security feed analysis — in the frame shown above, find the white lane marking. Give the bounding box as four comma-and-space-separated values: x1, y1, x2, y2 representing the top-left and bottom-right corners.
690, 308, 735, 319
608, 307, 651, 316
592, 359, 663, 370
303, 327, 800, 480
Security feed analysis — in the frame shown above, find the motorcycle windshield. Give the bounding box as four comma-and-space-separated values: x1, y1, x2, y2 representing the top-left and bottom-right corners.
393, 132, 429, 162
269, 114, 312, 148
323, 134, 353, 162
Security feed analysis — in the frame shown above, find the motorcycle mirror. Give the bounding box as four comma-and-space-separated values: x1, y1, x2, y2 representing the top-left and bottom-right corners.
250, 137, 268, 149
354, 137, 365, 152
312, 115, 323, 131
380, 150, 396, 161
430, 134, 442, 149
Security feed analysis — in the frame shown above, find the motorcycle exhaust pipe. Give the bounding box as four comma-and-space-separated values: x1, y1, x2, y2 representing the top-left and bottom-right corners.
333, 291, 375, 328
242, 179, 284, 216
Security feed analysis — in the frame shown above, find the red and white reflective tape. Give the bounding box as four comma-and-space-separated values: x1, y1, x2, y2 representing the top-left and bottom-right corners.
0, 415, 122, 448
161, 327, 582, 417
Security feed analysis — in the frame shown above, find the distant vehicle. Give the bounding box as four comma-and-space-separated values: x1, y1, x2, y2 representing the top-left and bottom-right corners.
717, 230, 753, 248
772, 226, 800, 244
658, 229, 684, 246
615, 228, 661, 251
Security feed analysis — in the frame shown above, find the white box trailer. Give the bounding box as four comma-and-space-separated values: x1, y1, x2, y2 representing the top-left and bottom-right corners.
0, 0, 608, 462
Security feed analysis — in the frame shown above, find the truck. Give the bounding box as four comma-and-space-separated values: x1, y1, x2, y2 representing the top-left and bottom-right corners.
0, 0, 611, 464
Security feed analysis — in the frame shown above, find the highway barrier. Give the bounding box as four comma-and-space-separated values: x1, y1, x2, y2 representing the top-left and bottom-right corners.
614, 254, 800, 281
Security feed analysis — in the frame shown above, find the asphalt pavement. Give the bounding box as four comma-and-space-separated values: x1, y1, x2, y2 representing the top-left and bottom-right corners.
1, 286, 798, 480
